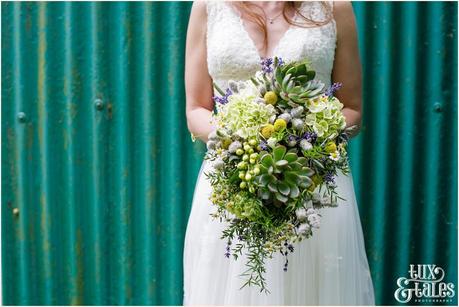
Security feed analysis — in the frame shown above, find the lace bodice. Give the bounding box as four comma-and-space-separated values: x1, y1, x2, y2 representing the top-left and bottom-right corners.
206, 1, 337, 91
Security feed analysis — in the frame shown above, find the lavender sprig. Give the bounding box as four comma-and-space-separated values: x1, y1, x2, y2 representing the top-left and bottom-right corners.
325, 82, 343, 97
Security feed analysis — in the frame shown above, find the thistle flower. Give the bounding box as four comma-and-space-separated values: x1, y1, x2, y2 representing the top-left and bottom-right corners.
290, 106, 304, 118
295, 208, 308, 221
297, 223, 311, 235
299, 139, 313, 151
287, 135, 297, 147
228, 141, 242, 153
214, 158, 225, 170
291, 118, 304, 131
278, 112, 292, 123
307, 213, 321, 228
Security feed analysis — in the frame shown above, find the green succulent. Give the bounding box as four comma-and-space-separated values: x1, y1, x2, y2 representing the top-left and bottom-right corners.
254, 145, 315, 204
271, 57, 326, 106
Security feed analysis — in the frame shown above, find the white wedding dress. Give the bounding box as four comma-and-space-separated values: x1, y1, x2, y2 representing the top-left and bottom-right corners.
183, 1, 375, 305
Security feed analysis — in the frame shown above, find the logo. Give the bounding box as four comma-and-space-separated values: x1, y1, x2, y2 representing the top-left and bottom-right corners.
394, 264, 455, 303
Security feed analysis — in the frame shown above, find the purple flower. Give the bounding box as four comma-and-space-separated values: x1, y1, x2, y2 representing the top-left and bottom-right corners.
212, 87, 233, 104
260, 57, 274, 73
301, 131, 317, 144
287, 244, 294, 253
325, 82, 343, 97
260, 140, 268, 151
324, 171, 335, 184
277, 57, 284, 66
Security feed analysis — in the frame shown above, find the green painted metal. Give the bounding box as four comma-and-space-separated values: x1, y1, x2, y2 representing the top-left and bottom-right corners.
1, 1, 457, 305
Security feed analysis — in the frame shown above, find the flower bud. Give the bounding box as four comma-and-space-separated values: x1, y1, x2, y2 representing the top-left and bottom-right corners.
290, 106, 304, 118
292, 118, 304, 131
278, 113, 292, 123
300, 139, 313, 151
236, 149, 244, 156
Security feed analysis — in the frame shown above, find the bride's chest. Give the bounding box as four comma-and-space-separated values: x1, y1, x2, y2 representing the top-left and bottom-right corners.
206, 2, 337, 83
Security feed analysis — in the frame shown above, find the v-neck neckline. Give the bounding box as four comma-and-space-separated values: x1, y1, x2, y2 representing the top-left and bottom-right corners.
223, 1, 302, 60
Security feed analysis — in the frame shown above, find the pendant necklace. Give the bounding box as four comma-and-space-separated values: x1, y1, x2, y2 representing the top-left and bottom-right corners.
266, 11, 283, 24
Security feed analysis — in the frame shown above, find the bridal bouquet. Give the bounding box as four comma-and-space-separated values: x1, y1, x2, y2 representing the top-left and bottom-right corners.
205, 56, 355, 292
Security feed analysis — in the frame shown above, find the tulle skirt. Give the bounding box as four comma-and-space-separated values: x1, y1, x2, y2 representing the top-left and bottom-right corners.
183, 159, 375, 305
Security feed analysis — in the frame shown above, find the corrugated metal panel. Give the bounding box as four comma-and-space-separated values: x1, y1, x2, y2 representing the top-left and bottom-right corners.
1, 1, 457, 305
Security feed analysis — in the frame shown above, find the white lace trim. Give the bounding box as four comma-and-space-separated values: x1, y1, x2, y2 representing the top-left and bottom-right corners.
206, 1, 337, 91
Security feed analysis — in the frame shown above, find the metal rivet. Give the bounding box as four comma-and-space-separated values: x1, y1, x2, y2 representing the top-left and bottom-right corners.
12, 208, 19, 216
94, 99, 104, 110
17, 112, 27, 122
433, 102, 443, 113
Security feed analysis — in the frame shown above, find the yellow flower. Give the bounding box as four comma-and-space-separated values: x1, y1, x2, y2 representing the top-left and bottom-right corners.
221, 138, 232, 149
261, 124, 275, 138
264, 91, 278, 105
273, 119, 287, 131
325, 141, 337, 153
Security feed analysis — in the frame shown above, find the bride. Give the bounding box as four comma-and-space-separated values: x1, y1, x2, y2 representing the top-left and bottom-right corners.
183, 1, 375, 305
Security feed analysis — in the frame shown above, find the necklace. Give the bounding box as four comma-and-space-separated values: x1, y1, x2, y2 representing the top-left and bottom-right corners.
266, 11, 283, 24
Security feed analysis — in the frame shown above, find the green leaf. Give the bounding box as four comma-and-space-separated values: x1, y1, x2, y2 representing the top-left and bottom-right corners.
306, 70, 315, 80
278, 181, 291, 196
275, 192, 289, 203
259, 164, 268, 173
275, 160, 288, 167
286, 66, 297, 76
288, 184, 300, 198
289, 161, 303, 171
275, 67, 283, 86
284, 172, 300, 185
298, 176, 312, 188
312, 159, 325, 169
260, 189, 271, 200
258, 174, 273, 186
228, 171, 240, 184
268, 182, 278, 193
273, 145, 287, 161
284, 152, 298, 163
261, 154, 274, 168
297, 157, 308, 166
296, 64, 307, 76
282, 73, 292, 89
298, 167, 314, 177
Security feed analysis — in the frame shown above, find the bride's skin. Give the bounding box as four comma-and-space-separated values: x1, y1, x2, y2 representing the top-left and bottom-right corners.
185, 1, 362, 143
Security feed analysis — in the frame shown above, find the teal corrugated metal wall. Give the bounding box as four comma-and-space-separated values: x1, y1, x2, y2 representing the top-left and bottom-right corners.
1, 1, 457, 305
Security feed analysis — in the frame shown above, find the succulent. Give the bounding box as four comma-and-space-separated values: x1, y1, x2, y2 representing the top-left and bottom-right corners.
254, 145, 315, 204
271, 57, 326, 107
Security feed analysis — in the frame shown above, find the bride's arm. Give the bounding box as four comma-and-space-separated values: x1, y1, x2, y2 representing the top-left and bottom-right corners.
331, 1, 363, 138
185, 1, 215, 143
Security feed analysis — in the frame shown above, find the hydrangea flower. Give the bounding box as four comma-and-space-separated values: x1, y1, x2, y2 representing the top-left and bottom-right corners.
216, 88, 275, 139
